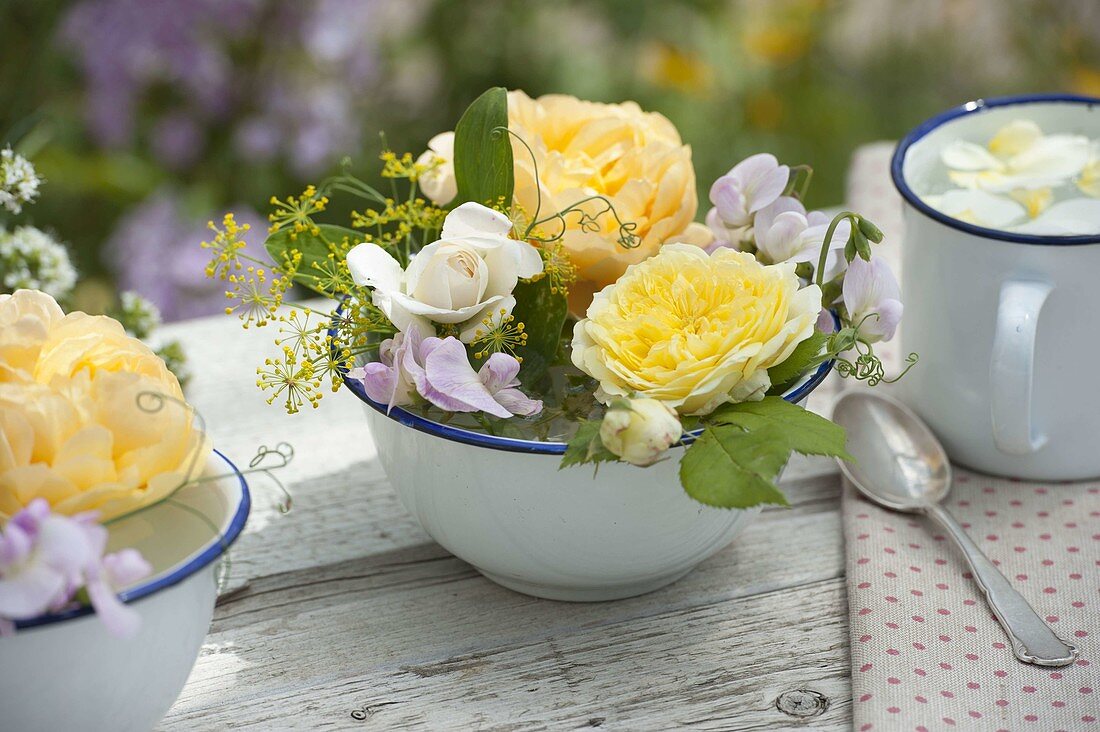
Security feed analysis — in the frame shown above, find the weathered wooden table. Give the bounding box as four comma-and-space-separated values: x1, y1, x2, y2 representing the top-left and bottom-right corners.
158, 310, 851, 731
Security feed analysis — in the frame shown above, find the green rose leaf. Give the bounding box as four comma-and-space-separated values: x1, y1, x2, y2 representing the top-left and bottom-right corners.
679, 424, 791, 508
509, 273, 569, 386
453, 86, 514, 208
560, 418, 619, 470
766, 330, 829, 395
679, 396, 852, 508
265, 223, 363, 297
707, 396, 853, 461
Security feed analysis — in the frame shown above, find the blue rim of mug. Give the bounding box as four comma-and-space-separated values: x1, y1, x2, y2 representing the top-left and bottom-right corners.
890, 92, 1100, 246
13, 449, 251, 631
335, 308, 837, 456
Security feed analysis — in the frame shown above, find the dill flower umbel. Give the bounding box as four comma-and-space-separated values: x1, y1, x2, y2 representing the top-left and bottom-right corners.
0, 147, 41, 215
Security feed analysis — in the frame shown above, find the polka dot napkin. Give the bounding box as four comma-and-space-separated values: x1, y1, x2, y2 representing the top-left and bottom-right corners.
843, 473, 1099, 731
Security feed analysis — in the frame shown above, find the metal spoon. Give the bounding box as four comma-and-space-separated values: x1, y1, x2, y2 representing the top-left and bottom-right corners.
832, 390, 1078, 667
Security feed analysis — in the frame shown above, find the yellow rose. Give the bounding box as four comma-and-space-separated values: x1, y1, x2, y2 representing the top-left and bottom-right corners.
571, 245, 821, 415
507, 91, 712, 313
0, 290, 209, 521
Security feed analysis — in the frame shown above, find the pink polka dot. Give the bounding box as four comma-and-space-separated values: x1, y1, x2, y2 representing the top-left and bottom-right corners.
885, 596, 898, 603
1048, 615, 1060, 623
859, 693, 872, 701
1017, 573, 1029, 580
1010, 500, 1022, 506
1044, 587, 1057, 594
915, 695, 927, 703
1084, 715, 1096, 723
885, 622, 899, 629
858, 581, 871, 589
884, 547, 896, 554
915, 668, 927, 676
857, 557, 869, 564
935, 558, 948, 565
859, 634, 872, 643
857, 533, 870, 540
1082, 687, 1094, 694
940, 662, 953, 670
995, 670, 1008, 678
1052, 672, 1063, 680
859, 608, 872, 615
860, 663, 873, 672
908, 542, 921, 549
1068, 546, 1080, 553
1023, 686, 1037, 693
986, 534, 998, 541
1025, 714, 1038, 722
1015, 546, 1027, 553
1012, 521, 1025, 528
886, 648, 900, 656
909, 565, 921, 572
996, 699, 1009, 707
966, 653, 979, 661
936, 583, 949, 590
1076, 630, 1088, 638
967, 682, 980, 690
941, 690, 955, 698
1072, 601, 1085, 608
940, 635, 952, 643
887, 706, 900, 714
913, 642, 926, 650
937, 608, 951, 615
1070, 573, 1082, 580
1054, 701, 1066, 708
859, 724, 872, 732
913, 615, 925, 623
943, 717, 956, 726
1043, 559, 1054, 566
887, 677, 900, 684
884, 571, 897, 578
965, 625, 977, 633
969, 711, 982, 719
1079, 659, 1091, 667
993, 642, 1006, 649
963, 599, 977, 606
911, 589, 923, 596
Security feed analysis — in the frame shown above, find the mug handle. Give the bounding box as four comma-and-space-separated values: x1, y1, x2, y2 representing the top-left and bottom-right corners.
990, 280, 1051, 455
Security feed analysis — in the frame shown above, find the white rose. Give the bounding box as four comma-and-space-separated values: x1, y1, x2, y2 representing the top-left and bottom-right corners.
347, 202, 543, 341
599, 398, 682, 467
416, 132, 457, 206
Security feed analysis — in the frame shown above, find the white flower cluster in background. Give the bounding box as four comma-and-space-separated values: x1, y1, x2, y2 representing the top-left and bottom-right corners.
0, 225, 77, 298
925, 120, 1100, 235
0, 146, 42, 215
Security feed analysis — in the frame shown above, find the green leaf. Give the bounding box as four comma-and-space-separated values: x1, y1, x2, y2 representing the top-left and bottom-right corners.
265, 224, 363, 297
767, 331, 828, 395
509, 274, 569, 386
560, 419, 619, 470
453, 87, 513, 208
706, 396, 853, 461
679, 424, 791, 508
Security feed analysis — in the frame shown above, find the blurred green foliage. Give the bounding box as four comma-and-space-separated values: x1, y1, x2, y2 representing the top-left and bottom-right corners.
2, 0, 1098, 314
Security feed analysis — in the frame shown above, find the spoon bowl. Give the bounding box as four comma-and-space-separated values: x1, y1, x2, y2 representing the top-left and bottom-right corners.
832, 390, 951, 511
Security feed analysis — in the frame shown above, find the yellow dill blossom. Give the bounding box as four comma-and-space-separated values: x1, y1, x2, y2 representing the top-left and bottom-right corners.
528, 240, 577, 295
224, 266, 278, 328
471, 309, 528, 361
202, 213, 250, 280
570, 244, 821, 415
257, 346, 322, 414
268, 185, 329, 238
380, 150, 424, 180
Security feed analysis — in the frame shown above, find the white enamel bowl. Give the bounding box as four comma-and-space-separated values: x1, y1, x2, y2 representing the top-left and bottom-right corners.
347, 362, 832, 602
0, 451, 250, 732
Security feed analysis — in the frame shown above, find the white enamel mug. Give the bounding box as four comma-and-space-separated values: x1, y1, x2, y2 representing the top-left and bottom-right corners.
891, 94, 1100, 480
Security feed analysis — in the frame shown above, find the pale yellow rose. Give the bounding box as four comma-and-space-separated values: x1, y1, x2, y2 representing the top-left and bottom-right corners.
571, 245, 820, 416
506, 91, 712, 313
0, 290, 209, 521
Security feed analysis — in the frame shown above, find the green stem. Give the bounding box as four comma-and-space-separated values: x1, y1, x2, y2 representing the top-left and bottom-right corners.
815, 211, 858, 289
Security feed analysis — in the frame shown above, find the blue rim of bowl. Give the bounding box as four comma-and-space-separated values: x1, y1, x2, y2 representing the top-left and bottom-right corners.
335, 309, 836, 456
890, 92, 1100, 246
13, 448, 251, 631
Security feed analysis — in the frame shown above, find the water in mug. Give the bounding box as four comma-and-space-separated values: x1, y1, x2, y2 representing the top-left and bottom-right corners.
910, 117, 1100, 236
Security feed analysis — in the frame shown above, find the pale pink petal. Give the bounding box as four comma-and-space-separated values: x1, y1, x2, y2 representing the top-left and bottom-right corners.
102, 549, 152, 589
420, 338, 511, 417
492, 388, 543, 416
709, 176, 748, 226
0, 564, 66, 619
478, 352, 522, 393
85, 578, 142, 639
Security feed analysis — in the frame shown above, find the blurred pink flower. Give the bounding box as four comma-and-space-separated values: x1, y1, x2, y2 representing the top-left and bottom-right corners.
0, 499, 152, 638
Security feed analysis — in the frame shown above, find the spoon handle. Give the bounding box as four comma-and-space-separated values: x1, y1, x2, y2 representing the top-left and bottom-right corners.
926, 504, 1078, 667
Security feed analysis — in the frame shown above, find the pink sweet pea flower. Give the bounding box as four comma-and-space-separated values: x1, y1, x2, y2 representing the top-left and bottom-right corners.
709, 153, 790, 228
842, 257, 903, 343
0, 499, 152, 638
354, 332, 542, 418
